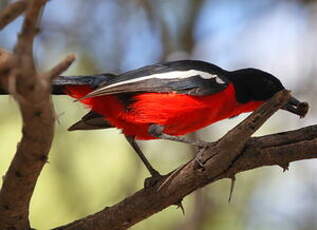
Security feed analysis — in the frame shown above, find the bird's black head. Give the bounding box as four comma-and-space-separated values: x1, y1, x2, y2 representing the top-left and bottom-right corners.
226, 68, 308, 117
226, 68, 284, 103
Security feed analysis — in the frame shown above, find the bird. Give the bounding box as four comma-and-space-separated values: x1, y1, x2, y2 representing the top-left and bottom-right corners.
0, 60, 307, 182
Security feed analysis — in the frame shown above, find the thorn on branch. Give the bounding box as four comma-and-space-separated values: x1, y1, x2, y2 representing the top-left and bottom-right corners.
174, 198, 185, 215
279, 162, 290, 172
228, 175, 236, 203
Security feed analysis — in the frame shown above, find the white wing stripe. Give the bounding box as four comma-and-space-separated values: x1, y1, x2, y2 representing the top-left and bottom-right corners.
101, 70, 225, 91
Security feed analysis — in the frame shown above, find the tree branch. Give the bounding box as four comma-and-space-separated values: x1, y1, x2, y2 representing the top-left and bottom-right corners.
56, 124, 317, 230
53, 91, 314, 230
0, 1, 75, 229
0, 0, 28, 30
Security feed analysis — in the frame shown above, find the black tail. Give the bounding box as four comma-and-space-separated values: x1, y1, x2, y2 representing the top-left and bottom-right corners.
0, 73, 116, 95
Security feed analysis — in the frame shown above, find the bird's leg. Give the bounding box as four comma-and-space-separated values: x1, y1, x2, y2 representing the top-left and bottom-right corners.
148, 124, 209, 147
125, 135, 162, 188
148, 124, 212, 192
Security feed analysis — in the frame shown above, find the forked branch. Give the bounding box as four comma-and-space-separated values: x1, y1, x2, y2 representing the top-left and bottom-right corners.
0, 1, 74, 229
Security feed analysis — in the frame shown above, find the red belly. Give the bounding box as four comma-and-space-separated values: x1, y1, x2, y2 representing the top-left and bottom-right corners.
66, 84, 263, 140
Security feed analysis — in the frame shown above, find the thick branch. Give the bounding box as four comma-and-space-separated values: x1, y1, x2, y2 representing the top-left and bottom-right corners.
54, 91, 311, 230
0, 1, 74, 229
221, 125, 317, 177
54, 124, 317, 230
0, 1, 50, 229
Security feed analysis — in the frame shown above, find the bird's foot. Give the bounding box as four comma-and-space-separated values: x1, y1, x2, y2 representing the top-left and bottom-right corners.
144, 172, 163, 189
194, 144, 211, 169
195, 155, 205, 169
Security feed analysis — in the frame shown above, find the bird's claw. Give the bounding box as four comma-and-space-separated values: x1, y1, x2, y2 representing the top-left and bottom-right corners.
194, 144, 210, 169
144, 173, 163, 189
195, 156, 205, 169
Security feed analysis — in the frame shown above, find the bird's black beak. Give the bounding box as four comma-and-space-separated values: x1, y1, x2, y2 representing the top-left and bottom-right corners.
281, 96, 309, 118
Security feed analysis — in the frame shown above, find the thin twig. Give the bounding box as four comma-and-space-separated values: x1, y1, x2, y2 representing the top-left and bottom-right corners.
0, 0, 28, 30
43, 54, 76, 80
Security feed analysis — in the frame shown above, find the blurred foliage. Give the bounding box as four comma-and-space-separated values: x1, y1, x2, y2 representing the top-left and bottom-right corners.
1, 0, 317, 229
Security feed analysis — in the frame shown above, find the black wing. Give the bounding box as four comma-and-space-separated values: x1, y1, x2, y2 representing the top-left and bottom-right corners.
83, 60, 230, 98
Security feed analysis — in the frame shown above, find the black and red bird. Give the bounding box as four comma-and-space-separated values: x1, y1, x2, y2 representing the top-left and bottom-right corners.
0, 60, 308, 178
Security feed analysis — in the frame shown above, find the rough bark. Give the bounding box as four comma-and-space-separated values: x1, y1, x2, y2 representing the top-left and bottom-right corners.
0, 1, 74, 229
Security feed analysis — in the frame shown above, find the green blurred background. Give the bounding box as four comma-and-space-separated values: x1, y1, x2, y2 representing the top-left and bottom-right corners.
1, 0, 317, 229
